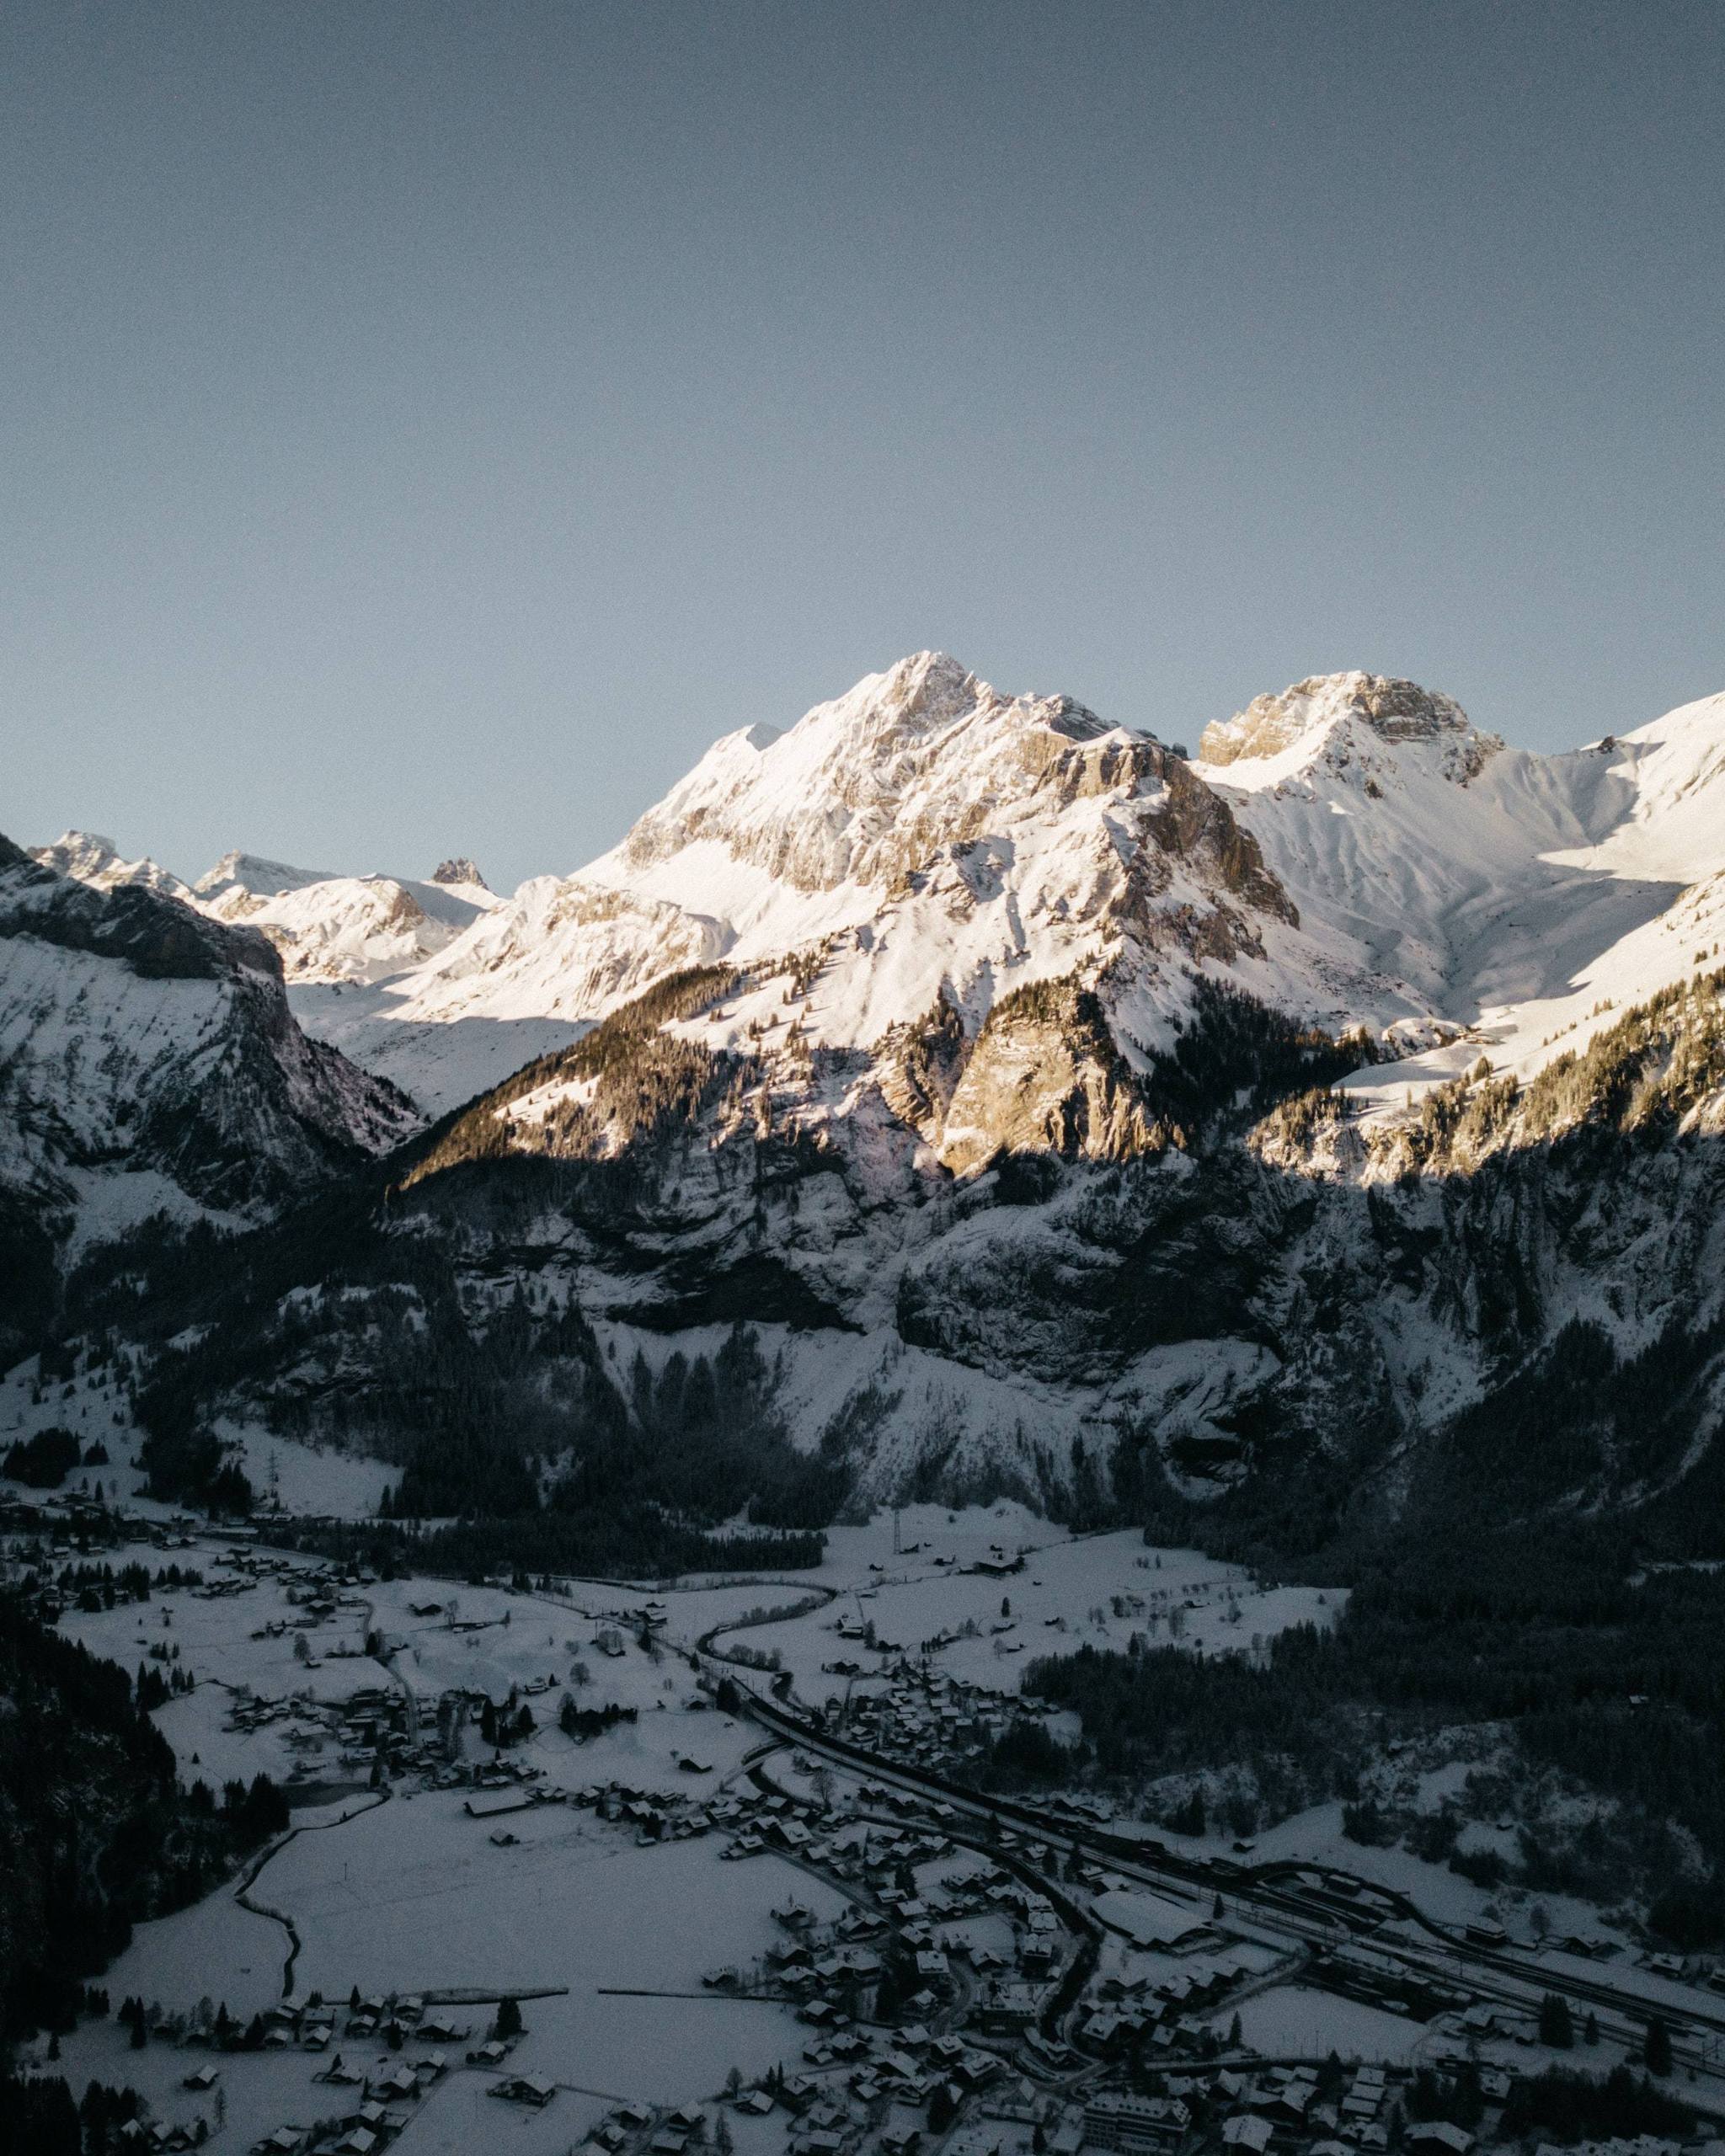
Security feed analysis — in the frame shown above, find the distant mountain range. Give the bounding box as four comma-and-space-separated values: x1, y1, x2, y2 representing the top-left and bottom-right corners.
12, 653, 1725, 1534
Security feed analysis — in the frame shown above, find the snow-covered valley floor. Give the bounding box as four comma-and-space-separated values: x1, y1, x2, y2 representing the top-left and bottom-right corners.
18, 1494, 1725, 2152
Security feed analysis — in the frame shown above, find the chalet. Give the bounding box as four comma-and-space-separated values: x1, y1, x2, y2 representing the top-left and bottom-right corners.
252, 2132, 311, 2156
793, 2132, 846, 2156
1406, 2127, 1473, 2156
492, 2073, 556, 2108
975, 1982, 1042, 2033
464, 1790, 537, 1819
1266, 2079, 1318, 2126
1220, 2119, 1274, 2156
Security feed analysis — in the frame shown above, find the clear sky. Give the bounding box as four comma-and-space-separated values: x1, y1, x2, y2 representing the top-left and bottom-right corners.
4, 0, 1722, 893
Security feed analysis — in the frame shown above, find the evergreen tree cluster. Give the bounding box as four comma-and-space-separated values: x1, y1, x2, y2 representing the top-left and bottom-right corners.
0, 1593, 290, 2047
1026, 1511, 1725, 1936
3, 1428, 83, 1486
1498, 2064, 1690, 2143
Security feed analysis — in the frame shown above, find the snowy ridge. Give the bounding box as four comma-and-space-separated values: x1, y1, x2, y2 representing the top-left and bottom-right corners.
365, 657, 1725, 1512
29, 660, 1725, 1139
0, 836, 420, 1279
199, 867, 499, 984
38, 828, 506, 1007
1198, 675, 1725, 1113
263, 656, 1725, 1132
353, 653, 1405, 1123
193, 847, 343, 901
19, 657, 1725, 1520
30, 830, 195, 903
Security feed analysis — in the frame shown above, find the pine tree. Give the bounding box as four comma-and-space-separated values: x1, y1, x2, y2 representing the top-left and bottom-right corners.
1539, 1992, 1574, 2049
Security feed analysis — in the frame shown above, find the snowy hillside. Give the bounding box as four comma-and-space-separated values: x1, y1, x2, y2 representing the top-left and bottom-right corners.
1195, 672, 1725, 1113
15, 655, 1725, 1530
287, 659, 1725, 1132
0, 834, 419, 1356
35, 832, 512, 1098
193, 850, 501, 985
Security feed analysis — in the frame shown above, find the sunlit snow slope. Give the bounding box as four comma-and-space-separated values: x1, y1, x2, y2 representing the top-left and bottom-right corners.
1196, 673, 1725, 1110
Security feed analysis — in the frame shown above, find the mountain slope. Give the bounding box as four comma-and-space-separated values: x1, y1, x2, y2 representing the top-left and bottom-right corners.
20, 656, 1725, 1550
327, 653, 1414, 1123
30, 830, 195, 903
0, 835, 419, 1356
190, 848, 501, 985
1197, 672, 1725, 1114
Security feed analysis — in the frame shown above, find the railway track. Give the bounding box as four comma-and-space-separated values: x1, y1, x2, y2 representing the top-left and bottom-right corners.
704, 1655, 1725, 2088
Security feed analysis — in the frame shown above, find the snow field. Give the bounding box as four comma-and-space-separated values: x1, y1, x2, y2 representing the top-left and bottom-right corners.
1214, 1985, 1428, 2065
223, 1421, 401, 1518
709, 1526, 1341, 1711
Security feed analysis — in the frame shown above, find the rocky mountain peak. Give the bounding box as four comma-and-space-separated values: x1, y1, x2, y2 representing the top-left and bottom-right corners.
431, 857, 489, 889
195, 849, 337, 901
1199, 670, 1489, 771
614, 654, 1167, 901
30, 830, 192, 901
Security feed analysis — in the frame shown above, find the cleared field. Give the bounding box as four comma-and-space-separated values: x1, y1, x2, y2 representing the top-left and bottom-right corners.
719, 1527, 1340, 1711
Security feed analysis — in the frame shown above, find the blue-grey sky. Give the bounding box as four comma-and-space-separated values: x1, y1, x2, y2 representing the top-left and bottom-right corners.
4, 0, 1722, 892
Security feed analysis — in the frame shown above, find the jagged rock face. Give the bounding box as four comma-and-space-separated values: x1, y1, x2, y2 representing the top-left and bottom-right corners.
348, 653, 1381, 1133
312, 964, 1725, 1519
617, 650, 1284, 905
1199, 670, 1495, 774
432, 857, 488, 889
337, 656, 1725, 1518
936, 980, 1158, 1176
0, 841, 419, 1330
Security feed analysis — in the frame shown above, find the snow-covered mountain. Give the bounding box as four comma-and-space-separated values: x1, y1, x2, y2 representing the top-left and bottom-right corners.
32, 831, 544, 1110
15, 653, 1725, 1534
281, 656, 1725, 1139
197, 859, 499, 985
30, 830, 195, 903
37, 832, 506, 1025
311, 652, 1410, 1119
182, 844, 500, 990
0, 834, 419, 1358
1194, 671, 1725, 1112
